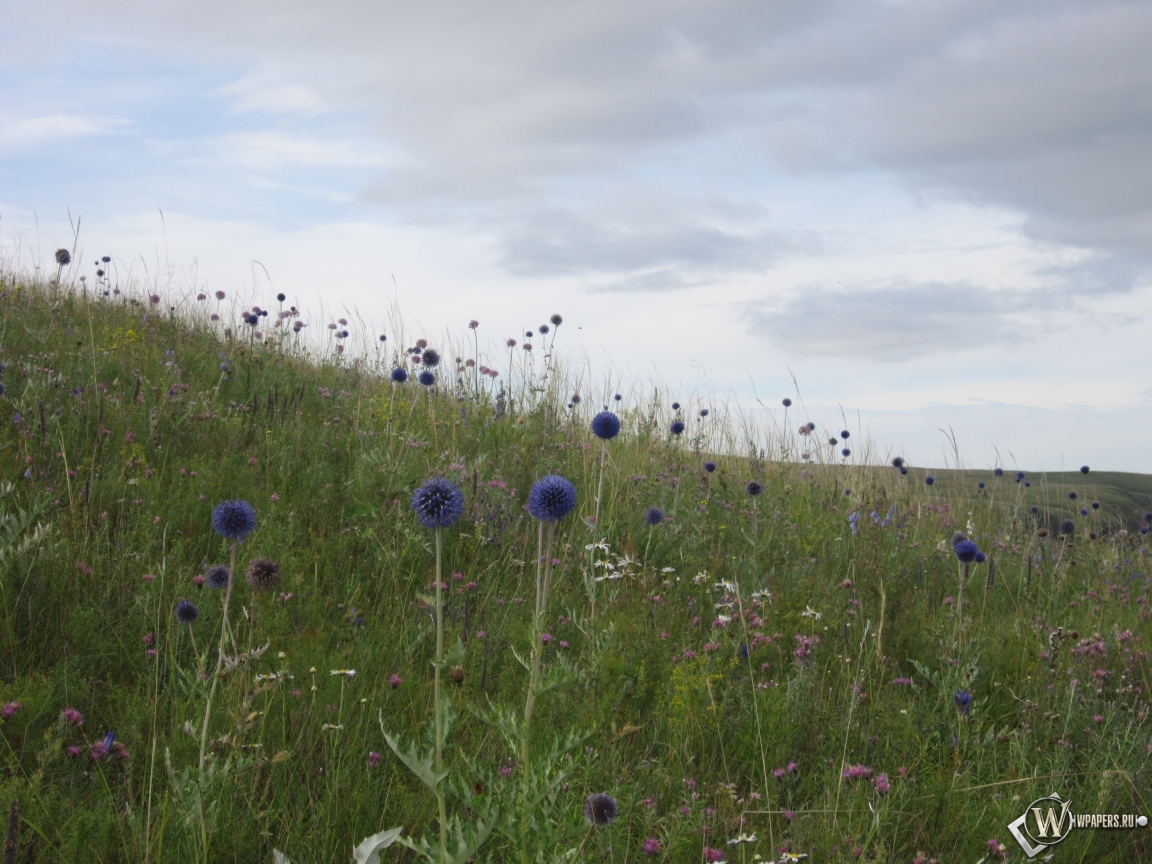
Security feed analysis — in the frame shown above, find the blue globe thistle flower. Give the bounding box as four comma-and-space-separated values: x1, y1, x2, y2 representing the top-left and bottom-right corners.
1030, 506, 1040, 515
421, 348, 440, 368
840, 430, 850, 440
844, 488, 852, 496
670, 420, 685, 436
925, 476, 935, 486
245, 313, 259, 326
212, 500, 257, 542
528, 475, 577, 522
411, 478, 465, 529
841, 448, 850, 458
591, 411, 620, 440
746, 481, 763, 497
978, 482, 986, 490
1080, 465, 1090, 474
1091, 501, 1100, 510
900, 466, 908, 475
1068, 491, 1077, 500
277, 293, 286, 302
418, 371, 435, 386
175, 599, 199, 625
829, 438, 838, 446
391, 368, 408, 383
550, 313, 563, 326
1079, 508, 1089, 516
0, 383, 5, 397
954, 539, 979, 563
614, 394, 622, 401
1144, 512, 1152, 523
1015, 471, 1025, 482
205, 565, 230, 590
584, 793, 618, 827
1024, 481, 1031, 487
1059, 519, 1075, 536
379, 334, 387, 342
782, 398, 792, 407
671, 402, 680, 410
644, 507, 664, 525
538, 324, 549, 335
704, 461, 717, 473
994, 467, 1003, 477
974, 551, 986, 564
699, 409, 709, 417
954, 690, 972, 716
891, 457, 905, 468
1142, 526, 1150, 535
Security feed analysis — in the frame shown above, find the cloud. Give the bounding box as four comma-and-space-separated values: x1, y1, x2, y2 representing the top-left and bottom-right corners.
747, 280, 1045, 361
0, 113, 123, 149
494, 192, 820, 287
9, 0, 1152, 292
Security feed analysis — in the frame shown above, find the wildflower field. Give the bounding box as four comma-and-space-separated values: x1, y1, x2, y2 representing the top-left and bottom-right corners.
1, 271, 1151, 863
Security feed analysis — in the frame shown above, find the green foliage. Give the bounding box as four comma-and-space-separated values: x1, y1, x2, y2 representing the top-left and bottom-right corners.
0, 274, 1149, 862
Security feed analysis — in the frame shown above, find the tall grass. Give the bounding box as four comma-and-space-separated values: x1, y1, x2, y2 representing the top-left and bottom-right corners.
0, 269, 1149, 862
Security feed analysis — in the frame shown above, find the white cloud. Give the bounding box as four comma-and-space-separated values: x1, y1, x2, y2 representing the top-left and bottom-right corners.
0, 113, 124, 149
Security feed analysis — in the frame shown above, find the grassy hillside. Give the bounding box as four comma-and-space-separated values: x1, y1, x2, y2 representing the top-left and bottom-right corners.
0, 275, 1150, 863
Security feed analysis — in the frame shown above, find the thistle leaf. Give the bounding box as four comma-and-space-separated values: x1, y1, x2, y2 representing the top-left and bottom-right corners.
381, 720, 448, 792
352, 827, 403, 864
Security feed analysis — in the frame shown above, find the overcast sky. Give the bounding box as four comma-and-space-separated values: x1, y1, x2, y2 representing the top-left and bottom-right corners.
4, 0, 1152, 472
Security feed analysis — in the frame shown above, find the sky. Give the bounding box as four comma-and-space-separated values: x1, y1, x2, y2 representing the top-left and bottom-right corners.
3, 0, 1152, 472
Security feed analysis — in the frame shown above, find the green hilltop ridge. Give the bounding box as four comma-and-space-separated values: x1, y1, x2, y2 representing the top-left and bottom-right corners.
0, 275, 1150, 862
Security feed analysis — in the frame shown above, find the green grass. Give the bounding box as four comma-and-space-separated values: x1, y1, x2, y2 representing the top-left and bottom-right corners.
0, 275, 1150, 863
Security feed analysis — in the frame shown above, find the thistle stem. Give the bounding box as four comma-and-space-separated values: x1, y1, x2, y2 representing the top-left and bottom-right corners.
434, 527, 447, 864
197, 538, 237, 861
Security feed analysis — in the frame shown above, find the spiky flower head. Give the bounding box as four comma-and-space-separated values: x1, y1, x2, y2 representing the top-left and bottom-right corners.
245, 557, 282, 592
671, 402, 680, 410
1060, 519, 1075, 536
782, 398, 792, 407
840, 430, 850, 440
954, 540, 979, 563
418, 371, 435, 387
670, 420, 685, 436
550, 313, 563, 327
1068, 491, 1078, 500
954, 690, 972, 716
994, 467, 1004, 477
421, 348, 440, 368
746, 481, 763, 497
55, 248, 72, 266
704, 461, 716, 473
212, 500, 256, 542
591, 411, 621, 440
411, 478, 465, 529
645, 507, 664, 526
527, 475, 577, 522
391, 368, 408, 383
584, 793, 618, 826
891, 457, 905, 468
951, 531, 968, 548
175, 599, 200, 625
205, 565, 230, 590
700, 408, 709, 417
1080, 465, 1090, 474
974, 551, 986, 564
925, 476, 935, 486
277, 293, 286, 302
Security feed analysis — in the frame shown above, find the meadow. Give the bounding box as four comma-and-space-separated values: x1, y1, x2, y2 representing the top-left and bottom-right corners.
1, 264, 1150, 863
